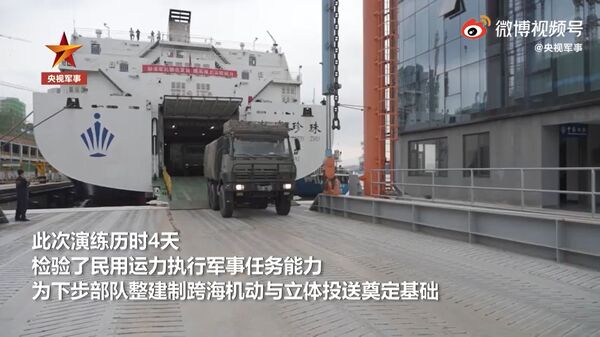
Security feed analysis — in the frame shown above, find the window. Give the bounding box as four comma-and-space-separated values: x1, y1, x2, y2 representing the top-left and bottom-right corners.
176, 50, 184, 58
119, 62, 129, 72
171, 82, 186, 95
460, 62, 480, 114
196, 83, 210, 95
399, 0, 414, 20
22, 146, 29, 156
552, 0, 584, 96
408, 138, 448, 176
428, 1, 444, 50
233, 137, 290, 156
241, 71, 250, 80
463, 132, 490, 177
30, 147, 37, 157
0, 142, 8, 153
91, 43, 101, 55
484, 56, 501, 109
66, 86, 88, 94
249, 55, 257, 66
439, 0, 463, 18
12, 143, 20, 155
415, 9, 428, 55
590, 38, 600, 91
445, 39, 460, 71
445, 68, 460, 96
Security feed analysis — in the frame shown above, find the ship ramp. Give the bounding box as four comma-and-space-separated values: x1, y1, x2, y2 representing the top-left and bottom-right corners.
168, 176, 209, 210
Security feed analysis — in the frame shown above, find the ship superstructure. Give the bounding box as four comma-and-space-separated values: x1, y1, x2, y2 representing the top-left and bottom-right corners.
33, 9, 326, 197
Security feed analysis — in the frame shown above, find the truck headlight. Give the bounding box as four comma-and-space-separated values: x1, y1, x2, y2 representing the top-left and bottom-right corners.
235, 184, 245, 191
283, 183, 292, 190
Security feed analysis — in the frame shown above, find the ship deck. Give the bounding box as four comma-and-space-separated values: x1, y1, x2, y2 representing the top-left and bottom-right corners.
1, 204, 599, 336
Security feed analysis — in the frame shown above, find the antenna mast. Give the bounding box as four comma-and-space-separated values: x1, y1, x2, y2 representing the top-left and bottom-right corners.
266, 30, 279, 53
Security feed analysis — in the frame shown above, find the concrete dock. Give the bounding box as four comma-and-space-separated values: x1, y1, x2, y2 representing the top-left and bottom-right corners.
0, 205, 599, 336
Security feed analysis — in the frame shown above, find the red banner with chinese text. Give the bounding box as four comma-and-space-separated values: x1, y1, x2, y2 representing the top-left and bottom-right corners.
142, 65, 237, 78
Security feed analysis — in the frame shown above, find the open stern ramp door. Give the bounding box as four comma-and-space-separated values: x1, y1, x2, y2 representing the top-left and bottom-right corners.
162, 95, 242, 120
161, 95, 242, 177
161, 96, 242, 209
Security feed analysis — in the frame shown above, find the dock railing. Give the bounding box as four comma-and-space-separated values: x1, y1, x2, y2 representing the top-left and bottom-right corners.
369, 167, 599, 218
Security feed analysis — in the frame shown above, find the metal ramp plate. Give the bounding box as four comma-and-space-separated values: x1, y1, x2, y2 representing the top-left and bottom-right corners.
169, 176, 209, 210
163, 96, 242, 120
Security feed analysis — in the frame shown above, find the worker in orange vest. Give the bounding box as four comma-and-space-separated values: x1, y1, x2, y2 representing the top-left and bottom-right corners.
322, 156, 340, 195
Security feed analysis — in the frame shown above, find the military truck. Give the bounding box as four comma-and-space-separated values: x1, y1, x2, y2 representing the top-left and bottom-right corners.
204, 120, 300, 218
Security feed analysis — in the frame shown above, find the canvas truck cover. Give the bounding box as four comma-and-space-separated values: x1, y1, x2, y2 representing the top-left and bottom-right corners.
203, 137, 223, 181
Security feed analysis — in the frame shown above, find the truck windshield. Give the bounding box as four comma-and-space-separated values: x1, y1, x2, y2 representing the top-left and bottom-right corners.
233, 137, 290, 157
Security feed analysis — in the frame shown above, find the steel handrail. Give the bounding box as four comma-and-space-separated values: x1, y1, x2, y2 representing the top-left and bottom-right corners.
367, 167, 599, 218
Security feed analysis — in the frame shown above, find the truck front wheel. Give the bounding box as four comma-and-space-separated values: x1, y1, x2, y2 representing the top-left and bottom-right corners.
208, 182, 220, 211
219, 185, 234, 218
275, 195, 291, 215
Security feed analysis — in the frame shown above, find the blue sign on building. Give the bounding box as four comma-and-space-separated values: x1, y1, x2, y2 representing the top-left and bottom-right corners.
560, 123, 588, 138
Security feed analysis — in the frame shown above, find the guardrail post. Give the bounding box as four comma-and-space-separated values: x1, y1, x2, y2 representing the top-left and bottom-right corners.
592, 169, 596, 218
520, 168, 525, 209
467, 210, 473, 243
400, 170, 404, 196
470, 169, 474, 204
431, 172, 435, 200
411, 204, 416, 232
371, 199, 376, 223
369, 170, 373, 197
343, 197, 347, 218
555, 219, 563, 263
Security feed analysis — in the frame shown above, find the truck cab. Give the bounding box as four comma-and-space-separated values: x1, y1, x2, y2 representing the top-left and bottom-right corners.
204, 121, 300, 217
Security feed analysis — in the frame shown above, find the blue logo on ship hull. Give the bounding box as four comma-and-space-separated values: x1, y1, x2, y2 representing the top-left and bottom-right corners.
80, 113, 115, 157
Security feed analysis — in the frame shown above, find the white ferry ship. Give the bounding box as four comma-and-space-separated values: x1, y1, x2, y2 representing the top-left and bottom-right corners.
33, 9, 326, 203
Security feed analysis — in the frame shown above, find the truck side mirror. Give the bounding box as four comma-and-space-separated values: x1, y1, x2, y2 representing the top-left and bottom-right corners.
294, 138, 301, 152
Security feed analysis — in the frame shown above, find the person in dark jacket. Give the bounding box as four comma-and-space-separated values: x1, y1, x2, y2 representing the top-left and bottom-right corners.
15, 169, 30, 221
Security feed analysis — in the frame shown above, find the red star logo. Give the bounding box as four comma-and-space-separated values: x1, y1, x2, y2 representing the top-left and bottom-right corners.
46, 32, 82, 68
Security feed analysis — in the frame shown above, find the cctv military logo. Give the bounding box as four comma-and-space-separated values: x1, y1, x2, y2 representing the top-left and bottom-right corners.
80, 113, 115, 157
461, 15, 491, 40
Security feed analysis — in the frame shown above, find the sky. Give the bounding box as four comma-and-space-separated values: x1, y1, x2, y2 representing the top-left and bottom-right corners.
0, 0, 364, 166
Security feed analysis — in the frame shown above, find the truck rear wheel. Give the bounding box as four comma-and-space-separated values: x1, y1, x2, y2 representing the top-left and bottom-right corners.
275, 195, 291, 215
219, 185, 234, 218
208, 182, 219, 211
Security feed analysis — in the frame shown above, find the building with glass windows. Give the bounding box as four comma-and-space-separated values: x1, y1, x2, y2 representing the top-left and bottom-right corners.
0, 97, 26, 134
0, 98, 46, 181
396, 0, 600, 209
